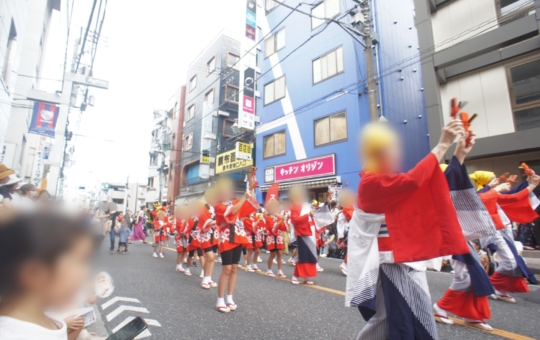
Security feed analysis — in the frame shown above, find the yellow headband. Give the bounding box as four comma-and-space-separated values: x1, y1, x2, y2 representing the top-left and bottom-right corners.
469, 171, 495, 190
360, 122, 398, 173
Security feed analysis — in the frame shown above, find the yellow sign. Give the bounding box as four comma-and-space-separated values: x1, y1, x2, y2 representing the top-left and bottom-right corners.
216, 147, 253, 174
201, 155, 210, 164
236, 142, 252, 160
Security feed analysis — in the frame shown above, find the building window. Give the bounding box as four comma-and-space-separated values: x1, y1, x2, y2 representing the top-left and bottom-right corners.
2, 20, 17, 85
225, 85, 239, 103
227, 52, 240, 68
223, 119, 236, 137
264, 76, 286, 105
186, 104, 195, 121
265, 28, 285, 58
207, 57, 216, 75
311, 0, 341, 29
204, 89, 215, 104
189, 75, 197, 92
496, 0, 535, 25
186, 163, 203, 185
313, 46, 344, 84
507, 56, 540, 131
263, 131, 286, 158
314, 111, 347, 146
183, 133, 194, 150
266, 0, 281, 12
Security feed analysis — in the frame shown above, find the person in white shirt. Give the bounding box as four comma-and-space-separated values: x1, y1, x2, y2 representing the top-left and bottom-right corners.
0, 213, 95, 340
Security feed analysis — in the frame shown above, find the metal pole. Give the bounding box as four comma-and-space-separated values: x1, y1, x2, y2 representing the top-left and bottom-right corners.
362, 4, 378, 121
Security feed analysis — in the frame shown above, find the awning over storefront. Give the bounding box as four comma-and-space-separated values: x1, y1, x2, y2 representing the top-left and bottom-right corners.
259, 176, 341, 192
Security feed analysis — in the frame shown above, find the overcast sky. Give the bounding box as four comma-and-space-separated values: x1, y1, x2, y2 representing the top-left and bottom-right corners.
41, 0, 245, 189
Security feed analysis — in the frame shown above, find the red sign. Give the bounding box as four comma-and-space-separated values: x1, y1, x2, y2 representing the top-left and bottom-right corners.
274, 155, 336, 182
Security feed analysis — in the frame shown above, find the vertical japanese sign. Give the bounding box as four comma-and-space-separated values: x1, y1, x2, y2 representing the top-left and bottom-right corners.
245, 0, 257, 40
30, 136, 47, 187
235, 142, 252, 160
29, 101, 60, 138
239, 0, 257, 131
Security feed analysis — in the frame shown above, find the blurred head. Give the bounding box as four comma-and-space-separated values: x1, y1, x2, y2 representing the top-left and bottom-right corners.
289, 185, 307, 205
266, 199, 280, 215
19, 184, 37, 198
469, 171, 495, 190
174, 205, 189, 220
188, 200, 204, 217
359, 122, 400, 174
38, 190, 50, 201
141, 205, 146, 211
339, 189, 355, 207
0, 214, 95, 310
215, 178, 234, 201
156, 210, 166, 220
204, 187, 218, 206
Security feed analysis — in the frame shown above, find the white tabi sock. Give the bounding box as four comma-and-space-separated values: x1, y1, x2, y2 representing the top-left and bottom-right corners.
217, 297, 225, 307
226, 295, 234, 305
278, 270, 283, 275
246, 264, 252, 269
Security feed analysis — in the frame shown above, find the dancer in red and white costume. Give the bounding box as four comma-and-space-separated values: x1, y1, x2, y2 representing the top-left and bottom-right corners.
289, 186, 318, 285
184, 200, 205, 277
174, 205, 190, 272
153, 210, 170, 258
243, 213, 264, 272
199, 188, 219, 289
214, 178, 255, 313
264, 200, 287, 278
336, 189, 355, 276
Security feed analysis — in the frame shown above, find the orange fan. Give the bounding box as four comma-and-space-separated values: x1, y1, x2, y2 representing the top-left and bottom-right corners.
519, 162, 535, 176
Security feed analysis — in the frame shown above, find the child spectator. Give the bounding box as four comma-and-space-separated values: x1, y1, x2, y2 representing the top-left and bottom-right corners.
118, 220, 132, 254
0, 213, 95, 340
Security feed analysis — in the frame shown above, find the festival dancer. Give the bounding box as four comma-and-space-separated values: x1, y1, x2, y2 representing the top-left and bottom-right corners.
346, 119, 470, 340
471, 171, 540, 302
243, 213, 263, 272
433, 133, 498, 330
289, 186, 318, 285
174, 205, 190, 272
185, 201, 205, 277
214, 179, 254, 313
152, 210, 170, 258
265, 200, 287, 278
199, 189, 219, 289
336, 189, 354, 276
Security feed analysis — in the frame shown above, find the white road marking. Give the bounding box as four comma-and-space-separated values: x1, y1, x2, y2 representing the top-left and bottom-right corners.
112, 316, 161, 339
106, 305, 149, 322
101, 296, 141, 310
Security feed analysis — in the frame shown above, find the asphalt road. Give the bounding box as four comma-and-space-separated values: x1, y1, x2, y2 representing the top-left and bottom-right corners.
90, 240, 540, 340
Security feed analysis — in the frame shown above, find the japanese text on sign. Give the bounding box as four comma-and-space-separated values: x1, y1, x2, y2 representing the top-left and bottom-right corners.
272, 155, 336, 182
216, 147, 254, 174
236, 142, 252, 160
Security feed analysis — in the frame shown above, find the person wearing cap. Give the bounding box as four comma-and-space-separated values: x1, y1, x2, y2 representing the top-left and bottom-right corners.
0, 175, 22, 210
0, 164, 15, 185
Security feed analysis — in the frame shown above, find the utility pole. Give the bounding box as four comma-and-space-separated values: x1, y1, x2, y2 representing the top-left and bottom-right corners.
124, 175, 129, 214
361, 1, 378, 121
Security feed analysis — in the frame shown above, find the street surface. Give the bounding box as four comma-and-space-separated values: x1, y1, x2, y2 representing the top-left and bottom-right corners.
91, 241, 540, 340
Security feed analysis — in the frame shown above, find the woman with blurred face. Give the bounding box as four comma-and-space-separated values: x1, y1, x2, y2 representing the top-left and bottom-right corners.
264, 200, 287, 278
174, 205, 190, 273
289, 185, 318, 285
346, 119, 470, 340
199, 188, 219, 289
213, 179, 251, 313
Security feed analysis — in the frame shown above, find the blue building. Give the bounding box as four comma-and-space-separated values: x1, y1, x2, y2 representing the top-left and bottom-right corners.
255, 0, 430, 202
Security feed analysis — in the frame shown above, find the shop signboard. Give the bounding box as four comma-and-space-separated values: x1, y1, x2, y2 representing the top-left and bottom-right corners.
265, 154, 336, 183
216, 148, 254, 174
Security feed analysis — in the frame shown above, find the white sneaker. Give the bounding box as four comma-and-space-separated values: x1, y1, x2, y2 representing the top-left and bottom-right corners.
159, 253, 164, 258
433, 304, 454, 325
288, 258, 296, 266
316, 265, 324, 272
152, 252, 158, 258
265, 250, 270, 254
281, 259, 286, 264
339, 263, 348, 276
320, 254, 327, 258
464, 319, 493, 331
257, 256, 263, 263
272, 259, 277, 264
